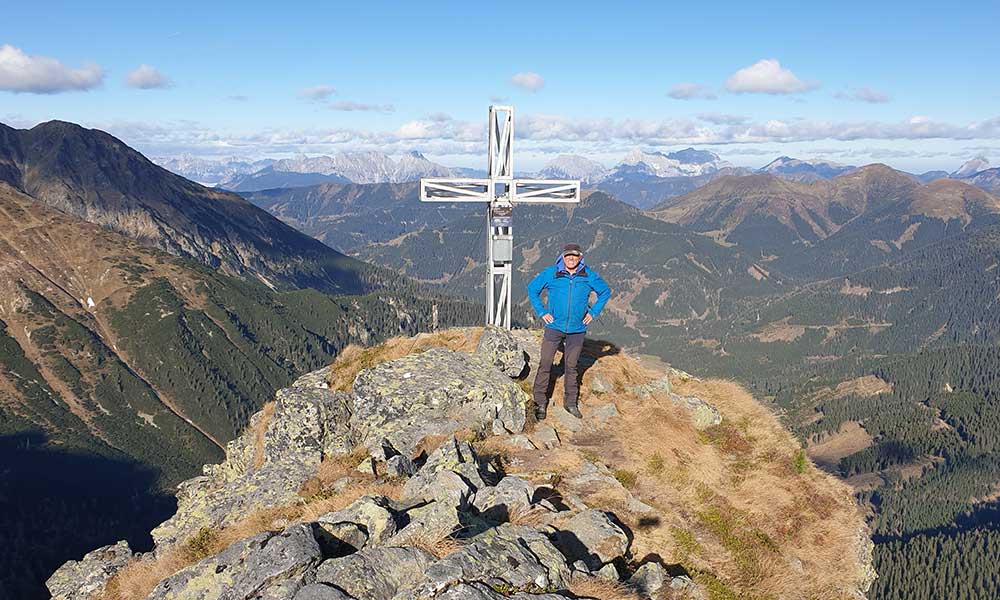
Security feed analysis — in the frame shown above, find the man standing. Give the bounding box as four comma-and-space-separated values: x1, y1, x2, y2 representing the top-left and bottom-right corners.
527, 243, 612, 420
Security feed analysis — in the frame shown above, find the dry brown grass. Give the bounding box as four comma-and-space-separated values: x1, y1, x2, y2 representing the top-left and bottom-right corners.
570, 374, 865, 600
498, 341, 867, 600
392, 526, 465, 559
252, 401, 275, 470
568, 576, 644, 600
328, 328, 483, 391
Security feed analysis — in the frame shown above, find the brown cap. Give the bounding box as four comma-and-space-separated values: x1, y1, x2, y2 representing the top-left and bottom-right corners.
562, 243, 582, 257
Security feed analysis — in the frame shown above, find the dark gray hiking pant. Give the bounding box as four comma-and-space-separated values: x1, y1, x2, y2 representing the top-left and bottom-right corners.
532, 327, 585, 410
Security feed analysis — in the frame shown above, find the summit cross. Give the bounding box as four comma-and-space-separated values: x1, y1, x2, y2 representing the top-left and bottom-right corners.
419, 105, 581, 329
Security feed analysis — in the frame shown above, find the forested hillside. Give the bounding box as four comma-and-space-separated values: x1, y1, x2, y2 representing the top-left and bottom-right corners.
0, 183, 481, 599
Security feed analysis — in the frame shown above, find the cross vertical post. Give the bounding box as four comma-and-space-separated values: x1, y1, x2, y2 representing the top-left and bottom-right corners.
420, 105, 581, 329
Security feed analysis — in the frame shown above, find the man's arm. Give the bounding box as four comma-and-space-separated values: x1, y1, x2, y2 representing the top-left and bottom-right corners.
586, 270, 612, 320
526, 267, 552, 319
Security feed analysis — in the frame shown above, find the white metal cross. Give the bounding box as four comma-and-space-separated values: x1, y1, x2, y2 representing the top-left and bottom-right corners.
420, 106, 581, 329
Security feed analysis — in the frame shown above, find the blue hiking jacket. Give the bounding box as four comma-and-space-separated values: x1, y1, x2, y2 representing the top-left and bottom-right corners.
527, 256, 612, 334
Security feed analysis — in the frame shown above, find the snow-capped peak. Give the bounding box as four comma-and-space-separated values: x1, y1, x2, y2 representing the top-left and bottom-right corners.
538, 155, 609, 184
953, 156, 991, 178
619, 148, 725, 177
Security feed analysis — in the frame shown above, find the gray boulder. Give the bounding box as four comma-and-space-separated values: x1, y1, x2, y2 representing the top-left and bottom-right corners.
476, 326, 528, 378
316, 495, 399, 549
350, 348, 527, 456
46, 540, 133, 600
628, 562, 671, 597
402, 438, 488, 504
390, 498, 463, 547
385, 454, 417, 478
429, 582, 573, 599
152, 384, 354, 548
630, 374, 672, 398
668, 393, 722, 429
396, 524, 572, 599
472, 476, 536, 522
532, 425, 560, 449
149, 523, 322, 600
554, 509, 630, 571
293, 583, 353, 599
315, 546, 436, 600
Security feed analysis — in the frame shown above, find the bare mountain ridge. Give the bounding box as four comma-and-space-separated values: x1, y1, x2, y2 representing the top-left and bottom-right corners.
0, 120, 372, 295
651, 165, 1000, 257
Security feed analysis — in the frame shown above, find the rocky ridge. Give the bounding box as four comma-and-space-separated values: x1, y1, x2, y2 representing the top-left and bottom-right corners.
48, 327, 875, 600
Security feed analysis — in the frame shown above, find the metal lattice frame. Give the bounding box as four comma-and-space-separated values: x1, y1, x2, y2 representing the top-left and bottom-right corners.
419, 105, 581, 329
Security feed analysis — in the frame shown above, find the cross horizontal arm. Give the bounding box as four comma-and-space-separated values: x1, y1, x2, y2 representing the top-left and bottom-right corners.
420, 178, 492, 202
510, 179, 581, 203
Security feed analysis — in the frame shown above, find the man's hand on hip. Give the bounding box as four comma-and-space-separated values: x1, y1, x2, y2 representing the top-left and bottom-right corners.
582, 313, 593, 325
542, 314, 554, 324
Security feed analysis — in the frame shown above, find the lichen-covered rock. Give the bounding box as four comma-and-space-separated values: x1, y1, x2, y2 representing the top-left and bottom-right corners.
293, 583, 353, 599
554, 509, 629, 571
404, 468, 475, 508
668, 393, 722, 430
425, 582, 573, 599
630, 374, 672, 398
148, 523, 322, 600
46, 540, 133, 600
385, 454, 417, 478
390, 498, 463, 546
316, 495, 399, 548
396, 524, 571, 600
315, 546, 436, 600
350, 348, 527, 455
476, 326, 528, 378
402, 437, 489, 504
628, 562, 670, 597
152, 385, 353, 548
472, 476, 536, 522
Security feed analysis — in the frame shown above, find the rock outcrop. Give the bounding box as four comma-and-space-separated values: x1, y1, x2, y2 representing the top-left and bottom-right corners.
48, 327, 874, 600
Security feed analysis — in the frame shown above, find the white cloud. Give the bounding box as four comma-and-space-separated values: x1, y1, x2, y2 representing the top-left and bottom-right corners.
834, 87, 890, 103
698, 113, 748, 125
725, 59, 817, 94
0, 44, 103, 94
428, 112, 452, 122
126, 64, 172, 89
299, 85, 336, 101
667, 83, 717, 100
89, 113, 1000, 164
330, 101, 394, 112
511, 72, 545, 91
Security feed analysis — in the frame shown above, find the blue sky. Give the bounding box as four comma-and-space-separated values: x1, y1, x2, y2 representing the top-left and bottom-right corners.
2, 0, 999, 171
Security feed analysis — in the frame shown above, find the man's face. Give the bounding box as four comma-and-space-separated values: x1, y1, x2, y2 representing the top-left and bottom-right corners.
563, 253, 581, 269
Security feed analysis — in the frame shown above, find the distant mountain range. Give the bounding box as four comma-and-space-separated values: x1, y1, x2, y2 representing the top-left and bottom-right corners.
156, 146, 999, 209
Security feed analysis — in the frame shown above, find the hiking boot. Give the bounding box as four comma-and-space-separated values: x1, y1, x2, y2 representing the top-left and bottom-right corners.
534, 405, 548, 420
564, 404, 583, 419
